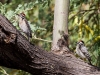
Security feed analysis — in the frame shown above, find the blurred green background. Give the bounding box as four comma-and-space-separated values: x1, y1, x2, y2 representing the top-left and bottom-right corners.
0, 0, 100, 75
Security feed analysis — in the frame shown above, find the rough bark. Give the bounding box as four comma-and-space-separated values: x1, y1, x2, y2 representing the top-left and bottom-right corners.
0, 14, 100, 75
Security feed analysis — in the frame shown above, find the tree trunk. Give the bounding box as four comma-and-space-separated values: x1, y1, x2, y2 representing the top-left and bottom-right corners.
0, 14, 100, 75
52, 0, 70, 54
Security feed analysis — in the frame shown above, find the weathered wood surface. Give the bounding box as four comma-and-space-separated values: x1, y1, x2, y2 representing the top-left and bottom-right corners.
0, 14, 100, 75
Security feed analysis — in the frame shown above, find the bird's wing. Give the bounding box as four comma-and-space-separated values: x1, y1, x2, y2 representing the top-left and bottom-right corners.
81, 46, 91, 60
24, 18, 32, 38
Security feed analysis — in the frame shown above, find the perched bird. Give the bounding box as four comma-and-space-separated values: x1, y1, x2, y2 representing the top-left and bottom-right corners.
76, 40, 91, 65
16, 13, 32, 41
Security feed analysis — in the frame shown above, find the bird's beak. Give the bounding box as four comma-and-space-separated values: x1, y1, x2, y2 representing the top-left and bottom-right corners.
16, 13, 24, 20
76, 42, 79, 44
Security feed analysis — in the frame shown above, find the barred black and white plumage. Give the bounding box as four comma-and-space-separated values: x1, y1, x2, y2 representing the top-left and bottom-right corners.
16, 13, 32, 41
76, 40, 91, 64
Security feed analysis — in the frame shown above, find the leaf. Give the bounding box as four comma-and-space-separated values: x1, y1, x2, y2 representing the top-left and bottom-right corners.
94, 36, 100, 42
74, 16, 78, 25
84, 24, 94, 35
78, 19, 84, 37
5, 10, 14, 19
0, 67, 8, 75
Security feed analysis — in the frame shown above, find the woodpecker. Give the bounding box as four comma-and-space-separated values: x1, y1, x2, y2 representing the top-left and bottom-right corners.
16, 13, 32, 41
76, 40, 91, 65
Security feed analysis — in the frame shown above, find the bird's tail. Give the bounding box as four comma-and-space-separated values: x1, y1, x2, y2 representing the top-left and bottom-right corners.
26, 32, 32, 42
29, 32, 32, 38
88, 58, 92, 65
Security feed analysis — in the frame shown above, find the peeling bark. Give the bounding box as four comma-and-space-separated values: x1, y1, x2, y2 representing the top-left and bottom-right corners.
0, 14, 100, 75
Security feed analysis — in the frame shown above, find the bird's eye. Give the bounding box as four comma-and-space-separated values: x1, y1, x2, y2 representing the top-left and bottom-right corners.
81, 42, 84, 45
77, 42, 79, 44
78, 42, 83, 46
21, 13, 25, 17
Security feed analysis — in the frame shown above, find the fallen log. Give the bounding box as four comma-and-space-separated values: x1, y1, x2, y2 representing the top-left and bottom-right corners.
0, 14, 99, 75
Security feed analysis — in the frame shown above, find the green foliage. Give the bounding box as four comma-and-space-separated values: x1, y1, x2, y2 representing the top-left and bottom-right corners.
0, 67, 31, 75
0, 67, 9, 75
0, 0, 53, 51
0, 0, 53, 74
69, 0, 100, 66
0, 0, 100, 74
